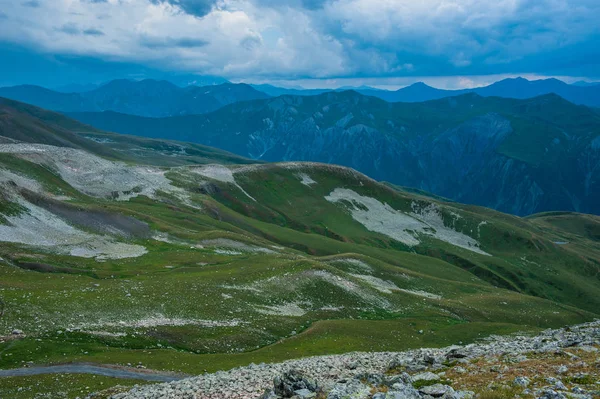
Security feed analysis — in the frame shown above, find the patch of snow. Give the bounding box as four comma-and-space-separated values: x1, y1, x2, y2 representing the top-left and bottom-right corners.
193, 164, 236, 184
397, 289, 442, 300
220, 285, 263, 293
297, 173, 317, 187
70, 243, 147, 260
201, 238, 275, 254
83, 136, 115, 144
0, 169, 45, 196
330, 258, 373, 272
410, 202, 490, 256
350, 274, 399, 294
192, 164, 256, 201
214, 249, 243, 255
310, 270, 389, 308
325, 188, 489, 255
75, 315, 242, 330
0, 143, 185, 202
520, 256, 540, 267
0, 198, 147, 260
152, 233, 174, 243
320, 306, 343, 312
255, 303, 307, 317
86, 331, 127, 338
325, 188, 421, 246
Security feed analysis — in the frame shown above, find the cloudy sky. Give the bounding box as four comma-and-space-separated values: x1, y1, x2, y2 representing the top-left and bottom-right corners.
0, 0, 599, 88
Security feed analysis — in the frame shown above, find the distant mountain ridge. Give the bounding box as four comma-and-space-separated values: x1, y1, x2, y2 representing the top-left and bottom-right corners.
69, 90, 600, 216
0, 79, 269, 117
357, 77, 600, 107
250, 84, 382, 97
3, 77, 598, 118
251, 78, 600, 107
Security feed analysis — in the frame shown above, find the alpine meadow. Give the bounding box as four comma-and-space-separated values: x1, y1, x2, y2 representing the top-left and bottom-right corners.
0, 1, 599, 398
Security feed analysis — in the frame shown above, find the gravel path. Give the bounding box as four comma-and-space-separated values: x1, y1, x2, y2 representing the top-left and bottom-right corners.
0, 363, 186, 382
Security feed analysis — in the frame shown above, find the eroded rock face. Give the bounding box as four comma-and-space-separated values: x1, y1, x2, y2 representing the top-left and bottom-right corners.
108, 320, 600, 399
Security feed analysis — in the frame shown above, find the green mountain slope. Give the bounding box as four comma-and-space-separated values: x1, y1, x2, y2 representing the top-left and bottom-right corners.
0, 97, 254, 167
0, 104, 599, 397
69, 91, 600, 216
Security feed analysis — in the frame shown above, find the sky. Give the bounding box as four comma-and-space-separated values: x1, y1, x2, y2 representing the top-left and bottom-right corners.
0, 0, 599, 89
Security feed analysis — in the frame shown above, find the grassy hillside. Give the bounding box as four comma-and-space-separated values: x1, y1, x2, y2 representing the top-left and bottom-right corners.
0, 97, 254, 167
0, 103, 598, 397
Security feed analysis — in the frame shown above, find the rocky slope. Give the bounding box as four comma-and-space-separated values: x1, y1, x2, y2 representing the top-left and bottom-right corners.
70, 92, 600, 216
105, 320, 600, 399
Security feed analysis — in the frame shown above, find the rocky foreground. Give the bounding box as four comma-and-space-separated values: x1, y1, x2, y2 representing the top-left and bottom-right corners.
103, 321, 600, 399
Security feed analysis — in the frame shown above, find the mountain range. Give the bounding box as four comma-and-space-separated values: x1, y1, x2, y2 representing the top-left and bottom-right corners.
0, 79, 268, 117
253, 78, 600, 108
359, 78, 600, 107
1, 77, 600, 119
68, 90, 600, 216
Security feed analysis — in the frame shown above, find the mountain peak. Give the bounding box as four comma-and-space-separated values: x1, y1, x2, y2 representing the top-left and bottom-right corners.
410, 82, 431, 88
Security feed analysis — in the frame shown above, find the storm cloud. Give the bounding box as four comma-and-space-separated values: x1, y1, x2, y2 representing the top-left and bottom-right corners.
0, 0, 598, 83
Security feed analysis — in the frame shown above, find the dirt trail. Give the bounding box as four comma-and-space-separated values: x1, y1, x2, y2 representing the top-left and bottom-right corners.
0, 363, 187, 382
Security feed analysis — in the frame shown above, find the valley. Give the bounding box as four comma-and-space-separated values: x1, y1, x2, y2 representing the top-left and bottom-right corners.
0, 99, 599, 398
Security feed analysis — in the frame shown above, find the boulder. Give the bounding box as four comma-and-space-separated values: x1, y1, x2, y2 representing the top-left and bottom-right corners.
513, 376, 530, 387
384, 372, 412, 386
273, 370, 319, 398
412, 371, 440, 382
294, 388, 316, 399
386, 383, 421, 399
418, 384, 455, 398
326, 379, 370, 399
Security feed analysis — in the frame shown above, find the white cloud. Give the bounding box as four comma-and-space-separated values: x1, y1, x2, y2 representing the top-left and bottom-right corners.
0, 0, 598, 80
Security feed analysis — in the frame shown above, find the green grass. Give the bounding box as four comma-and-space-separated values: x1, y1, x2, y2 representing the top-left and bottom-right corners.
0, 152, 599, 398
0, 373, 149, 399
0, 319, 537, 376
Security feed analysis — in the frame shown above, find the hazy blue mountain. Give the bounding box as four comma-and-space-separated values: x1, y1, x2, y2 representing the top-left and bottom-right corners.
0, 85, 97, 112
356, 78, 600, 107
53, 83, 100, 93
473, 78, 600, 105
0, 80, 268, 117
251, 84, 331, 97
252, 84, 381, 97
251, 78, 600, 107
69, 91, 600, 216
165, 74, 230, 87
197, 83, 271, 104
337, 85, 382, 91
572, 81, 600, 87
358, 82, 468, 102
